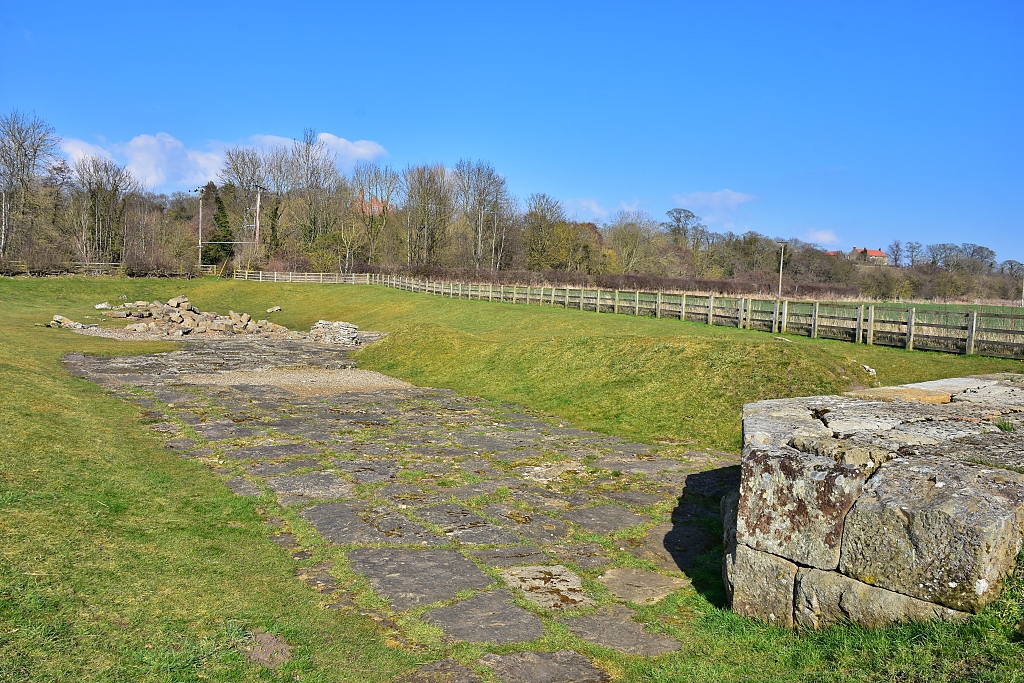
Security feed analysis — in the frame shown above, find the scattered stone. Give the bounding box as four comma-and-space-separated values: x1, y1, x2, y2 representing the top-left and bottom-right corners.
560, 505, 649, 535
423, 590, 545, 644
267, 306, 282, 313
477, 650, 609, 683
242, 631, 292, 668
596, 567, 688, 604
499, 565, 592, 609
563, 605, 680, 655
94, 301, 111, 309
347, 548, 494, 610
296, 561, 338, 593
48, 314, 88, 329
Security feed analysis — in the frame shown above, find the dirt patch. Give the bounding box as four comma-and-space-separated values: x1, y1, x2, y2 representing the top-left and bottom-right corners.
242, 631, 292, 668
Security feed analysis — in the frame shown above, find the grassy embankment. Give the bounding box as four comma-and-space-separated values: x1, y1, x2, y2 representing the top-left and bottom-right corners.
1, 275, 1022, 682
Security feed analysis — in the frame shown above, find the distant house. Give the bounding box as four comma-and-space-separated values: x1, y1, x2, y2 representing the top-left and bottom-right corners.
824, 250, 843, 258
849, 247, 889, 265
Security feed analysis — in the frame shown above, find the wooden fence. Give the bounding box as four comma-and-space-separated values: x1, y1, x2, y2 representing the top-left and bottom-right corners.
232, 270, 1024, 359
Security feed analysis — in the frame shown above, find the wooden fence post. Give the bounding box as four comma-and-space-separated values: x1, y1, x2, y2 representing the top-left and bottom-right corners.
656, 292, 662, 318
614, 290, 620, 314
856, 305, 865, 343
680, 294, 687, 321
634, 290, 640, 316
811, 302, 820, 338
866, 305, 875, 345
707, 295, 715, 325
738, 298, 745, 328
906, 308, 916, 350
772, 300, 780, 333
579, 289, 584, 311
966, 311, 978, 355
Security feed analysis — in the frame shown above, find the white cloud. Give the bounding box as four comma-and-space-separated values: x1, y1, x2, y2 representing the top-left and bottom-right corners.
804, 228, 840, 245
564, 197, 608, 220
671, 189, 757, 223
248, 132, 387, 171
120, 133, 221, 188
60, 138, 115, 163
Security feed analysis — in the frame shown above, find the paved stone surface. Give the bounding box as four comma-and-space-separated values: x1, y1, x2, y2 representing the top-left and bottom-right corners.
66, 337, 735, 661
478, 650, 610, 683
627, 522, 717, 573
225, 476, 262, 497
560, 505, 649, 535
468, 546, 548, 567
348, 548, 494, 610
563, 605, 680, 655
597, 567, 688, 604
393, 660, 482, 683
500, 565, 591, 609
423, 590, 545, 644
302, 502, 443, 545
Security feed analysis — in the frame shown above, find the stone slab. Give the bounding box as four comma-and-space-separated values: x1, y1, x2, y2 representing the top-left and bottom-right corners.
469, 546, 549, 567
478, 650, 609, 683
225, 476, 262, 497
596, 567, 687, 604
482, 505, 570, 545
627, 522, 717, 573
560, 505, 649, 535
563, 605, 680, 655
333, 458, 402, 483
548, 543, 612, 569
347, 548, 494, 610
393, 660, 482, 683
301, 502, 442, 546
839, 455, 1024, 613
246, 459, 322, 476
794, 568, 970, 629
590, 454, 690, 476
422, 590, 544, 644
500, 565, 592, 609
736, 446, 865, 570
193, 420, 256, 441
725, 544, 796, 627
599, 490, 663, 507
222, 443, 319, 460
416, 504, 520, 545
264, 471, 353, 503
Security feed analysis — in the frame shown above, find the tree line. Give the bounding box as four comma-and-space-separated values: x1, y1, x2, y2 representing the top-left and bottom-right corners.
1, 110, 1021, 302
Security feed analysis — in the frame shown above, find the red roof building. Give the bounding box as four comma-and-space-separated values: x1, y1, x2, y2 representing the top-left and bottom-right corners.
849, 247, 889, 265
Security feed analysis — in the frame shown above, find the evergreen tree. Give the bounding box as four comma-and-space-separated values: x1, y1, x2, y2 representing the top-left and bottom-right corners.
202, 184, 234, 264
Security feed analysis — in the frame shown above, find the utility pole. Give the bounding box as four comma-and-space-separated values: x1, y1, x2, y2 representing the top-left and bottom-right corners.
254, 184, 267, 258
776, 241, 786, 297
190, 186, 205, 270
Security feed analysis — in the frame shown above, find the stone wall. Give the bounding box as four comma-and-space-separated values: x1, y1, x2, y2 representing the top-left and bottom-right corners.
724, 374, 1024, 628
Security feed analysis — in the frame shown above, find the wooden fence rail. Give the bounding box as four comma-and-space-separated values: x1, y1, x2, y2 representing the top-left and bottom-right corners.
232, 270, 1024, 359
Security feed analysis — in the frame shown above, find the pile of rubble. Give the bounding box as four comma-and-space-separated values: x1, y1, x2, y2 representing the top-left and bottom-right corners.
101, 295, 293, 338
47, 314, 93, 330
308, 320, 359, 344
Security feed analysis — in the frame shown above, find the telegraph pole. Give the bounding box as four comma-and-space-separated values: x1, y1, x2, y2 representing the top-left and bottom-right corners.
254, 184, 268, 257
190, 186, 205, 270
776, 241, 786, 297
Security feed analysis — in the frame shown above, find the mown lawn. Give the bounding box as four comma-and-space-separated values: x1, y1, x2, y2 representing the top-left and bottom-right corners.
1, 275, 1022, 683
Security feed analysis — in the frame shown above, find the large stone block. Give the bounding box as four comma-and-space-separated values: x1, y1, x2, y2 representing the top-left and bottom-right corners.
736, 446, 865, 570
794, 568, 969, 629
741, 399, 832, 449
726, 543, 797, 628
839, 455, 1024, 613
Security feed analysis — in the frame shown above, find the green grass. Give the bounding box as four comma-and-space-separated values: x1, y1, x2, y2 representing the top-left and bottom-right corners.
1, 275, 1023, 682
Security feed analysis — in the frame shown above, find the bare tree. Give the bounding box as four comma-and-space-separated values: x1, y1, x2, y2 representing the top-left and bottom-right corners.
403, 164, 453, 266
350, 161, 400, 264
0, 110, 60, 258
66, 155, 139, 262
906, 241, 924, 267
604, 209, 663, 273
887, 240, 903, 267
289, 129, 342, 247
453, 159, 511, 270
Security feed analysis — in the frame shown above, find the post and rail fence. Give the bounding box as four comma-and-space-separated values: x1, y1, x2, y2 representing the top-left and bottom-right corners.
231, 270, 1024, 359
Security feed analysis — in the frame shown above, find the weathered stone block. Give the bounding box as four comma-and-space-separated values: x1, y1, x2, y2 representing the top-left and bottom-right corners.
741, 399, 832, 449
726, 543, 797, 628
839, 455, 1024, 613
794, 568, 969, 629
736, 446, 865, 570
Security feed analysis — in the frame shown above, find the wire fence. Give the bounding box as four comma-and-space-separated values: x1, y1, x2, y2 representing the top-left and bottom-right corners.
232, 270, 1024, 359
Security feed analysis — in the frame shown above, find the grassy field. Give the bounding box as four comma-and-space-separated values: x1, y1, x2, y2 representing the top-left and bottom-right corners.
1, 275, 1022, 682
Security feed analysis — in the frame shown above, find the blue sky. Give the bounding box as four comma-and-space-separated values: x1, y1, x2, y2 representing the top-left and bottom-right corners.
2, 1, 1022, 261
